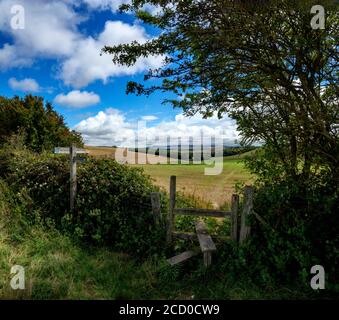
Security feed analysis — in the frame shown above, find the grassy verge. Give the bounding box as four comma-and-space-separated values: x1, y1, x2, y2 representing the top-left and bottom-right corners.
0, 180, 157, 299
0, 179, 315, 300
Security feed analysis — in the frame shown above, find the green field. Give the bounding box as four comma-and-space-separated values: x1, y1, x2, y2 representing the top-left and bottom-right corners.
135, 159, 253, 208
85, 146, 254, 208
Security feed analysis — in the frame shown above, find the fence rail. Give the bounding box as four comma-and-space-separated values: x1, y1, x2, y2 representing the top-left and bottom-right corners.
150, 175, 254, 267
174, 208, 232, 218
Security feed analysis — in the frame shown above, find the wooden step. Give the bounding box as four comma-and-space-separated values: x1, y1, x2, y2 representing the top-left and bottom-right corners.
166, 250, 198, 266
195, 221, 216, 267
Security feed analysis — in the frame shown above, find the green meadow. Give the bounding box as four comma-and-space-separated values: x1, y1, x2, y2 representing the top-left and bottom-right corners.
136, 158, 253, 208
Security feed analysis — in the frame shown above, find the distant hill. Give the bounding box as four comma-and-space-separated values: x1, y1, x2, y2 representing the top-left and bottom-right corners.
85, 145, 260, 163
223, 148, 260, 160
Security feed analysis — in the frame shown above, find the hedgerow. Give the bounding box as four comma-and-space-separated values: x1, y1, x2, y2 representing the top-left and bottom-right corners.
0, 140, 166, 257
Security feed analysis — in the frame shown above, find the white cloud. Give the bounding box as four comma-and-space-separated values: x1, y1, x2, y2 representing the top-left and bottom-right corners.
0, 44, 32, 69
82, 0, 161, 15
0, 0, 81, 67
8, 77, 40, 92
82, 0, 130, 11
74, 108, 239, 147
54, 90, 100, 108
141, 115, 158, 121
0, 1, 163, 87
59, 20, 163, 88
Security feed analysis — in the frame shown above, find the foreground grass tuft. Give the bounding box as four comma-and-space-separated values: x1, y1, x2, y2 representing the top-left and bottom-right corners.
0, 179, 319, 300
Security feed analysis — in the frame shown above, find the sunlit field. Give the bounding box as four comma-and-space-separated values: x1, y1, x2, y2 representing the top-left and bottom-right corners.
86, 146, 253, 207
136, 160, 252, 208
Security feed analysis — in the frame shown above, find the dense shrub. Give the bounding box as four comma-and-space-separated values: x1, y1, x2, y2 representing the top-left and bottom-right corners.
234, 150, 339, 293
0, 142, 166, 257
1, 138, 231, 258
71, 159, 166, 256
0, 95, 83, 152
249, 180, 338, 288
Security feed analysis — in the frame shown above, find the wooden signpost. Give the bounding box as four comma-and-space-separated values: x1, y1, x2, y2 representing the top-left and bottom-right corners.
54, 144, 88, 212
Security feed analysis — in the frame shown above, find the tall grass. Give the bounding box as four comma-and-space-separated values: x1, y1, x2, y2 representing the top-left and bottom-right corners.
0, 179, 158, 299
0, 180, 316, 300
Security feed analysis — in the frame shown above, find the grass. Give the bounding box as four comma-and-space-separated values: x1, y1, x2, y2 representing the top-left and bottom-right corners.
0, 227, 310, 300
0, 180, 156, 299
85, 146, 253, 208
0, 229, 156, 299
134, 159, 253, 208
0, 178, 314, 300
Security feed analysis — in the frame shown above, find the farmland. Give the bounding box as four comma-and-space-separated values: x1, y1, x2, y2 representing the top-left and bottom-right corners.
137, 160, 252, 208
85, 146, 254, 207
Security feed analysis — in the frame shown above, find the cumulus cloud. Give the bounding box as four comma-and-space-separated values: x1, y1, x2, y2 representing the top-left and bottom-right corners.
0, 0, 163, 87
74, 108, 239, 147
82, 0, 161, 15
8, 77, 40, 92
0, 44, 32, 69
0, 0, 81, 68
54, 90, 100, 108
141, 115, 158, 121
82, 0, 130, 11
59, 20, 163, 88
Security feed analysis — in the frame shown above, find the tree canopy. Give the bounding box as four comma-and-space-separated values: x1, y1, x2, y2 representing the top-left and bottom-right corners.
0, 95, 83, 152
103, 0, 338, 183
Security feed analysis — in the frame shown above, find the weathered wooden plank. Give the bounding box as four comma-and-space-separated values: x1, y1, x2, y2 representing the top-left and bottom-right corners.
239, 186, 254, 243
75, 149, 89, 154
195, 221, 216, 253
195, 221, 215, 267
70, 144, 77, 213
151, 192, 161, 225
54, 147, 88, 154
172, 232, 230, 242
172, 232, 197, 240
167, 250, 198, 266
174, 208, 231, 218
166, 176, 176, 244
203, 252, 212, 267
231, 194, 239, 242
54, 147, 70, 154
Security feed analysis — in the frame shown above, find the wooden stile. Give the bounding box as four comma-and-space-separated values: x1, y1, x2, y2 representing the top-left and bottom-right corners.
231, 194, 239, 242
151, 192, 161, 225
167, 250, 198, 266
160, 175, 249, 267
166, 176, 176, 244
174, 208, 231, 218
195, 221, 216, 267
239, 186, 253, 243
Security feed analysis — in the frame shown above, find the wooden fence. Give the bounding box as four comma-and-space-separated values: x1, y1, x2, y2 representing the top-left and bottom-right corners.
151, 175, 254, 267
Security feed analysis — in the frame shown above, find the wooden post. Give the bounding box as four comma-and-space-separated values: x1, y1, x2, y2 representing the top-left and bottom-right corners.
231, 194, 239, 242
195, 221, 216, 267
70, 144, 77, 212
54, 145, 87, 213
167, 176, 176, 245
239, 186, 253, 243
151, 192, 161, 225
203, 252, 212, 267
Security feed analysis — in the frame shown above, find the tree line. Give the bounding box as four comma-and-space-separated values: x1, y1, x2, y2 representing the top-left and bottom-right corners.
0, 95, 83, 152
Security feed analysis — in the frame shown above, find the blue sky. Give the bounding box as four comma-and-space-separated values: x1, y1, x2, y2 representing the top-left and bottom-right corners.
0, 0, 239, 146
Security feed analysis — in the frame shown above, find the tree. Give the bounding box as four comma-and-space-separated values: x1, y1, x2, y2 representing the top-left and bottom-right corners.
0, 95, 83, 152
103, 0, 339, 287
103, 0, 338, 184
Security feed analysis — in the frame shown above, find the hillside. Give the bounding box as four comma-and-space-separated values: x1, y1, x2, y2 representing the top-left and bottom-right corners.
85, 146, 255, 207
